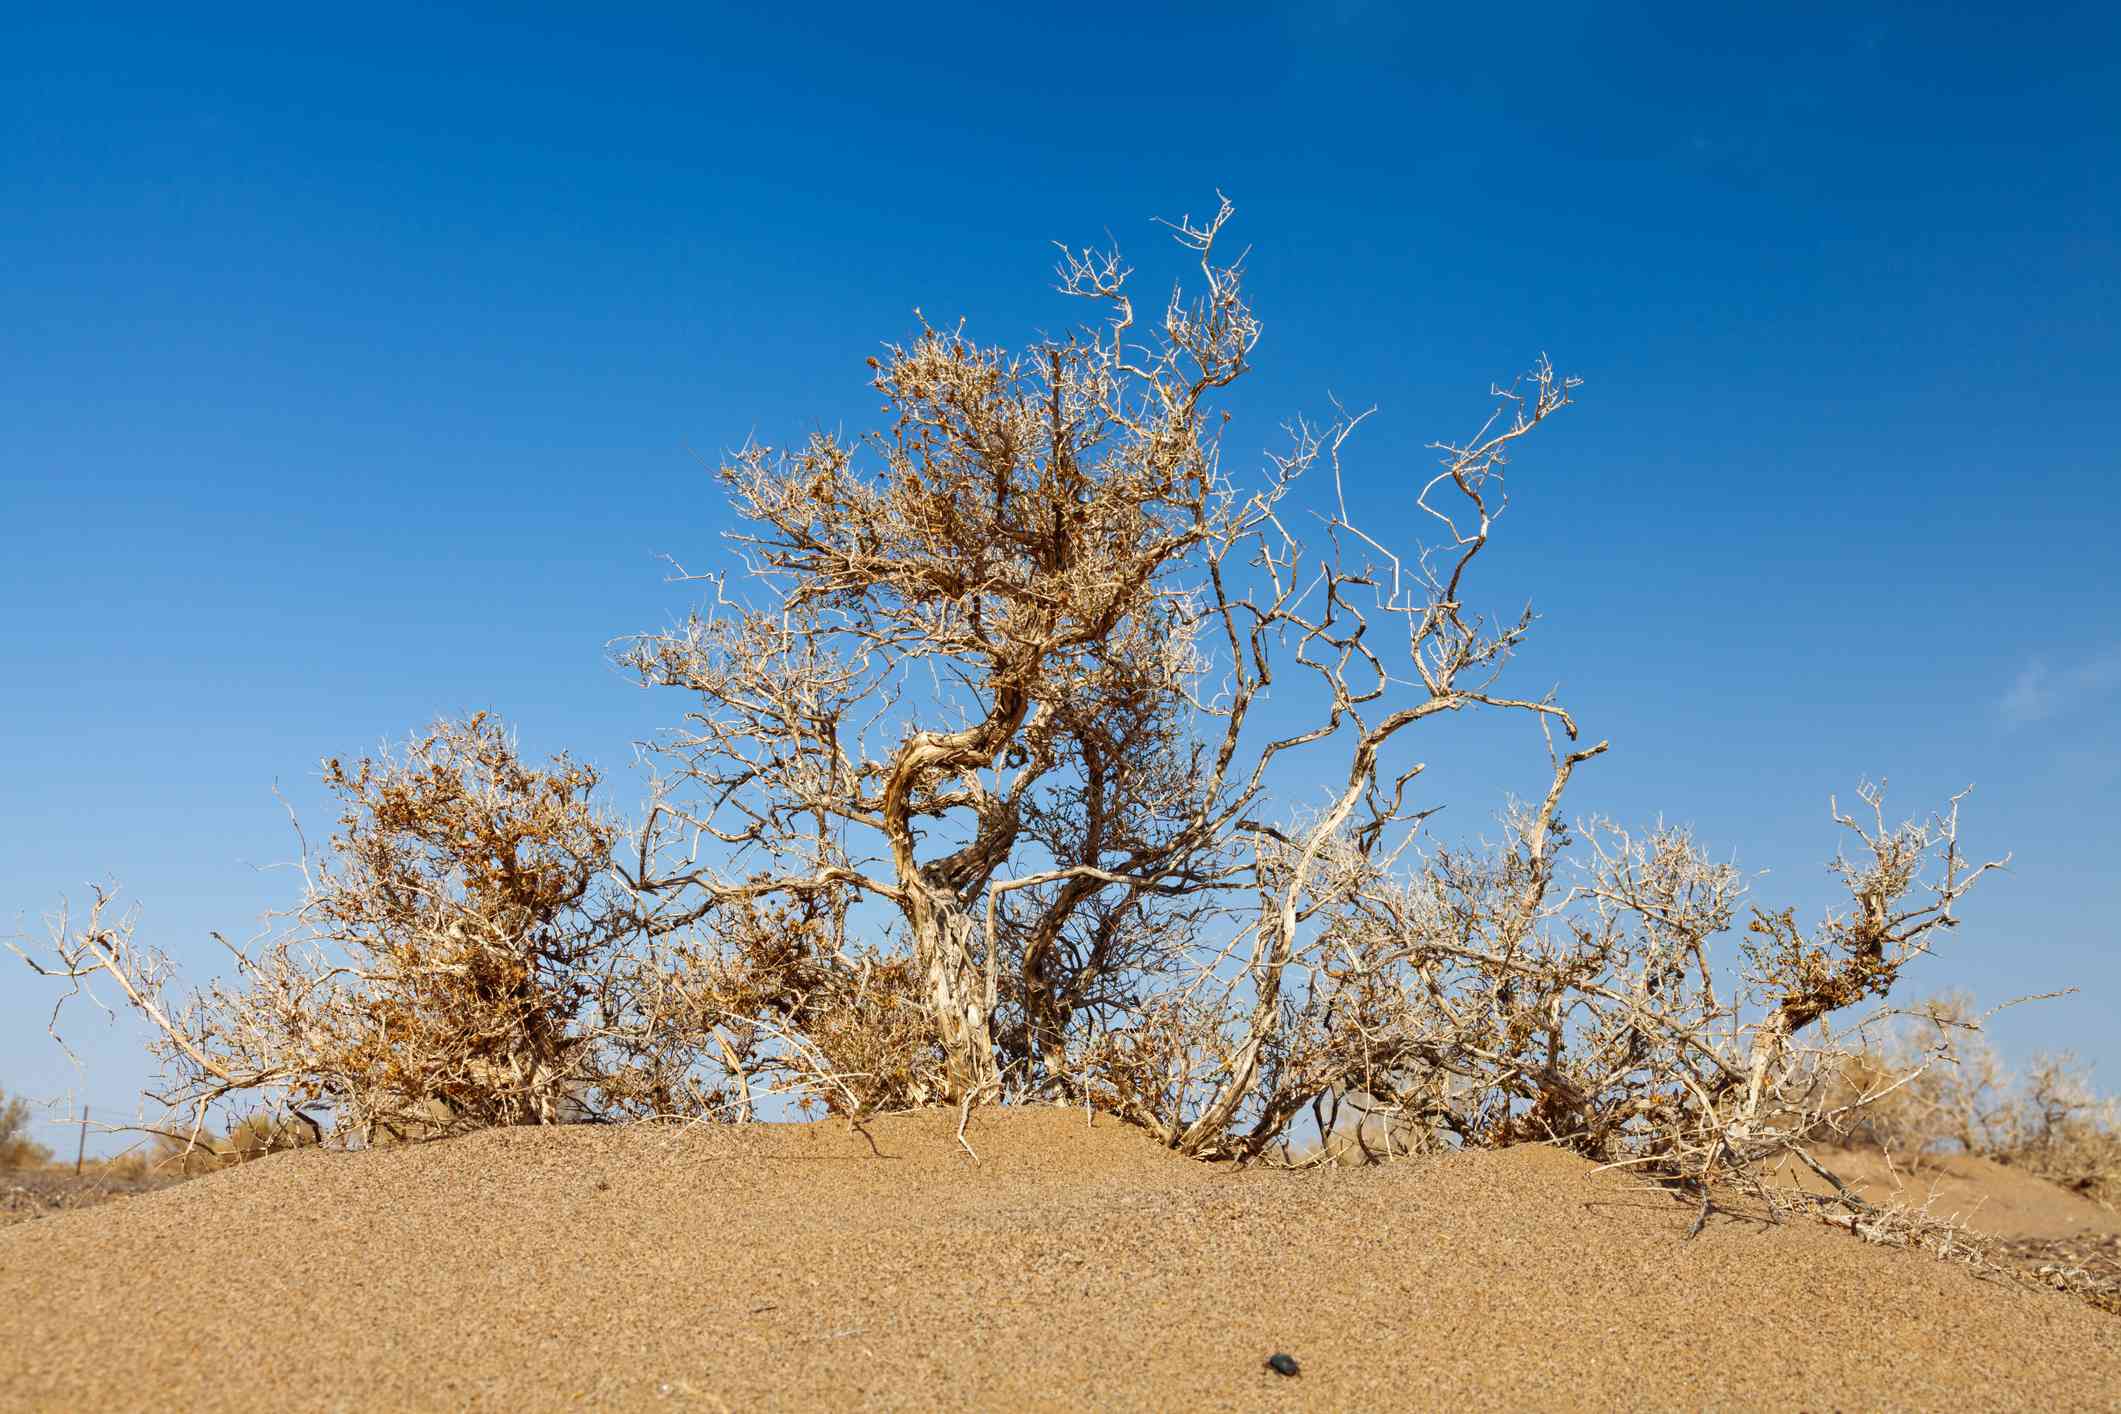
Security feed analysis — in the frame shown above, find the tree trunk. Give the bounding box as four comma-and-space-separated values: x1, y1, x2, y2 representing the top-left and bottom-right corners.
906, 882, 1000, 1100
878, 689, 1029, 1105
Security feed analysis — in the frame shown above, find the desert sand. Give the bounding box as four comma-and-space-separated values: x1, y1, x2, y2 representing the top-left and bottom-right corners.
1769, 1143, 2121, 1241
3, 1108, 2117, 1411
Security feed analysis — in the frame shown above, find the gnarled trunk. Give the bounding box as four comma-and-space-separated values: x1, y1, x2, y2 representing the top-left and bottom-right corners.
880, 688, 1028, 1102
905, 881, 1000, 1100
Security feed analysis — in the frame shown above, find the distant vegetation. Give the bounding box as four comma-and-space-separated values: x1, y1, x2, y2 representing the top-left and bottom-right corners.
1835, 998, 2120, 1210
0, 1087, 54, 1169
0, 1092, 322, 1179
14, 198, 2110, 1251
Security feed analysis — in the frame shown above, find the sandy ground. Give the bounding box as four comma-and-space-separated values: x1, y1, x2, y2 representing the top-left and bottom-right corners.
1767, 1144, 2121, 1240
3, 1109, 2118, 1412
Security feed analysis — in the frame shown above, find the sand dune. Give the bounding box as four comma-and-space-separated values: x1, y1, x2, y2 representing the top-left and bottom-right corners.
1769, 1144, 2121, 1242
3, 1109, 2117, 1411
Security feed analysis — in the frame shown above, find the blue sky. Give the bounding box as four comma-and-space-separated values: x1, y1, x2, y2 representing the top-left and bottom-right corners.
4, 3, 2116, 1152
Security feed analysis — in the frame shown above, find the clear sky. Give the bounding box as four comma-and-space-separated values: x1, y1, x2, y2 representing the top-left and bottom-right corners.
4, 3, 2116, 1153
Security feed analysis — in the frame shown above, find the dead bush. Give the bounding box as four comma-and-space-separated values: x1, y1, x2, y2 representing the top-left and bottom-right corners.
93, 1149, 154, 1181
1973, 1053, 2121, 1210
0, 1087, 55, 1169
601, 196, 2032, 1193
2006, 1123, 2121, 1211
219, 1112, 323, 1163
16, 713, 699, 1146
15, 199, 2057, 1207
1816, 998, 2120, 1210
143, 1129, 232, 1178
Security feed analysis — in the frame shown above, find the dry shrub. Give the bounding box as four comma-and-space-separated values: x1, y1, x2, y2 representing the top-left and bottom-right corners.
0, 1111, 323, 1227
1794, 1182, 1995, 1266
93, 1149, 154, 1181
149, 1114, 322, 1173
1817, 996, 2120, 1210
55, 1139, 202, 1182
1785, 1182, 2121, 1319
140, 1131, 231, 1178
0, 1087, 55, 1169
65, 1114, 325, 1181
601, 196, 2028, 1195
219, 1112, 323, 1163
9, 199, 2073, 1221
1992, 1231, 2121, 1316
16, 714, 705, 1146
1204, 784, 2020, 1232
2003, 1122, 2121, 1211
641, 900, 947, 1120
1966, 1053, 2121, 1210
304, 714, 621, 1132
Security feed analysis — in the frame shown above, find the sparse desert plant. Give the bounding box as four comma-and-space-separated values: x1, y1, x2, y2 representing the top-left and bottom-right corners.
143, 1129, 233, 1177
1811, 996, 2120, 1210
15, 713, 703, 1145
219, 1111, 323, 1163
609, 195, 2014, 1189
617, 194, 1616, 1154
93, 1149, 154, 1181
2001, 1118, 2121, 1210
15, 198, 2039, 1209
0, 1087, 55, 1169
119, 1116, 319, 1174
1962, 1050, 2121, 1210
1808, 999, 1984, 1162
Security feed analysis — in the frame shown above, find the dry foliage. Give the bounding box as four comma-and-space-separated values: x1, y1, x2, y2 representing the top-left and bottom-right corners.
0, 1087, 55, 1169
1957, 1053, 2121, 1212
16, 714, 717, 1146
1823, 997, 2121, 1210
606, 196, 2020, 1188
14, 198, 2081, 1223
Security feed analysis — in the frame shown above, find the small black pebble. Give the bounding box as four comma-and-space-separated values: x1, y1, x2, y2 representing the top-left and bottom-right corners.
1265, 1353, 1300, 1377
